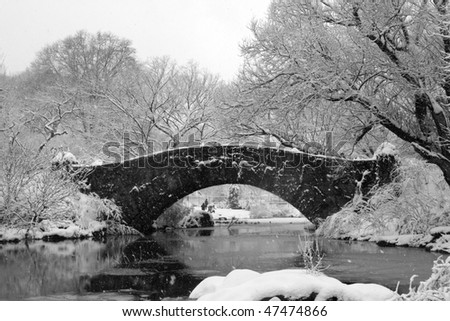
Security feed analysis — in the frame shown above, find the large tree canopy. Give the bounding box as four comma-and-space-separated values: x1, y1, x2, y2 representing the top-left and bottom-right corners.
31, 30, 137, 90
235, 0, 450, 183
19, 31, 140, 154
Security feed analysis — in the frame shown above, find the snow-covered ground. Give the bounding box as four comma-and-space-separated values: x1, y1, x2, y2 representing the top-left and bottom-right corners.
244, 217, 310, 224
318, 214, 450, 253
190, 269, 398, 301
0, 220, 106, 242
193, 207, 309, 225
212, 208, 251, 219
0, 193, 135, 243
373, 229, 450, 253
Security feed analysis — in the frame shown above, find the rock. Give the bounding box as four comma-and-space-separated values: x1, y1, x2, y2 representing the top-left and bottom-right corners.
91, 159, 103, 166
375, 235, 398, 247
178, 211, 214, 228
396, 235, 416, 246
51, 151, 78, 169
374, 142, 398, 157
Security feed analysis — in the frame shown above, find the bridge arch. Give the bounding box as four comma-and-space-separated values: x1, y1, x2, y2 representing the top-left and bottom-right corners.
85, 145, 396, 234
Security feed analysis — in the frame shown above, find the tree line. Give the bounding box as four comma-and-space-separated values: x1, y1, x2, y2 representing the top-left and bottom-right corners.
2, 0, 450, 186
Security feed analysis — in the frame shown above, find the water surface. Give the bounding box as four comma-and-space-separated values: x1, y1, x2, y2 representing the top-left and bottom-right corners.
0, 223, 445, 300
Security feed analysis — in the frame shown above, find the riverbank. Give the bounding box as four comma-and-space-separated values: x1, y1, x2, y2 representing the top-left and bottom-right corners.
0, 192, 140, 243
317, 158, 450, 254
0, 220, 106, 243
317, 222, 450, 254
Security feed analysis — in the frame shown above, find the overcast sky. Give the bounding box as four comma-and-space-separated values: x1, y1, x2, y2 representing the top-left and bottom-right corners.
0, 0, 271, 81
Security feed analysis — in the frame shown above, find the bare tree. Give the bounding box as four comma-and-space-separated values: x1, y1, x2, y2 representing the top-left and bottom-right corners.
30, 30, 138, 137
100, 57, 222, 152
31, 30, 136, 89
0, 75, 79, 227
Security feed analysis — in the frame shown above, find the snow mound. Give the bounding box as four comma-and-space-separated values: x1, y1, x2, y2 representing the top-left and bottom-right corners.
374, 142, 398, 157
189, 276, 226, 299
51, 151, 78, 167
91, 159, 103, 166
430, 226, 450, 235
189, 269, 398, 301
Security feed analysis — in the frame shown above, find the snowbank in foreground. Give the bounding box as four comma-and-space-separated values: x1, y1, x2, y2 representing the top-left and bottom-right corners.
189, 269, 398, 301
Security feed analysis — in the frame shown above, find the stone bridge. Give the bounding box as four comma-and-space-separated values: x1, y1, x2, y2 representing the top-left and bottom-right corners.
83, 144, 397, 234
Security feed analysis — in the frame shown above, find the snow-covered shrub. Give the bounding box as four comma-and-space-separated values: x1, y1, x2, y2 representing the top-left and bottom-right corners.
154, 200, 191, 228
51, 150, 78, 169
297, 236, 327, 274
71, 192, 140, 235
400, 256, 450, 301
178, 211, 214, 228
0, 142, 138, 236
317, 158, 450, 239
0, 145, 79, 229
227, 185, 241, 209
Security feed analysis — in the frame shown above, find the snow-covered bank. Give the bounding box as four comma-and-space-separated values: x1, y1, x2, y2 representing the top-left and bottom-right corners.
0, 220, 106, 243
373, 227, 450, 253
189, 269, 398, 301
0, 192, 140, 243
210, 208, 251, 219
189, 207, 310, 226
317, 158, 450, 253
317, 224, 450, 253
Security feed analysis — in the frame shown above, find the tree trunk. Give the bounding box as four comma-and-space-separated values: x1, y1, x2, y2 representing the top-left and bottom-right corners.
412, 143, 450, 186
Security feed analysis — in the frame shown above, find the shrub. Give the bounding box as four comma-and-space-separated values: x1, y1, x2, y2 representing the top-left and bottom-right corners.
400, 256, 450, 301
154, 200, 191, 228
71, 192, 142, 235
0, 145, 79, 229
297, 236, 327, 274
227, 185, 241, 209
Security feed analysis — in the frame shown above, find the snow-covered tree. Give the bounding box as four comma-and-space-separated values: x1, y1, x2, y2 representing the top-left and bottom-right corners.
235, 0, 450, 184
228, 185, 241, 209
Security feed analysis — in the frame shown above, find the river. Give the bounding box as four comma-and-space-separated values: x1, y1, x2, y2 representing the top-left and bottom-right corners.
0, 222, 446, 300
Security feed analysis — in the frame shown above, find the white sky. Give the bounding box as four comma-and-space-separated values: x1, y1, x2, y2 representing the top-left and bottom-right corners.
0, 0, 272, 81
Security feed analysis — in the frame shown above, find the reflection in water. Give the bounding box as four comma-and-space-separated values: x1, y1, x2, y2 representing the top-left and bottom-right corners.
0, 236, 137, 300
85, 238, 203, 300
0, 224, 447, 300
